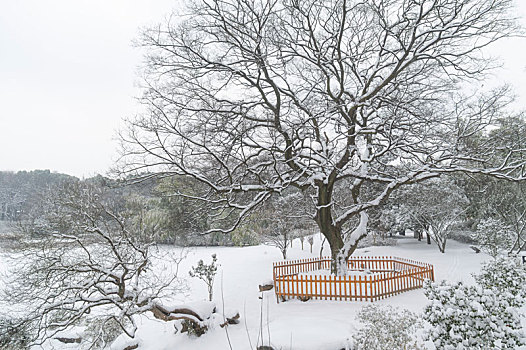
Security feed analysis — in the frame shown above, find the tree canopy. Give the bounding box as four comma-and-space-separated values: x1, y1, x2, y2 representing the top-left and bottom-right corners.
121, 0, 524, 274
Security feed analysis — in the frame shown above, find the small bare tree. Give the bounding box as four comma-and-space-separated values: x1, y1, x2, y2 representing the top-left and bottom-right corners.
259, 193, 306, 259
308, 236, 314, 253
121, 0, 524, 274
266, 221, 292, 260
397, 178, 469, 253
0, 182, 184, 348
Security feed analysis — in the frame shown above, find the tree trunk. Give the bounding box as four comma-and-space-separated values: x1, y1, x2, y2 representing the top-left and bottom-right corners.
319, 237, 326, 258
317, 211, 368, 276
510, 232, 525, 254
330, 243, 360, 275
436, 230, 447, 253
438, 240, 446, 253
314, 179, 369, 275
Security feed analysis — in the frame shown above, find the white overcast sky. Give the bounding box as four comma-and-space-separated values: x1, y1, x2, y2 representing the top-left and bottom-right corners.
1, 0, 526, 178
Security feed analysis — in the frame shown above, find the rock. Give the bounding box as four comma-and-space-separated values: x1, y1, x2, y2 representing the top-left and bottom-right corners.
470, 246, 480, 253
221, 313, 241, 328
298, 295, 311, 302
151, 301, 216, 338
259, 283, 274, 292
55, 337, 81, 344
123, 344, 139, 350
180, 319, 208, 337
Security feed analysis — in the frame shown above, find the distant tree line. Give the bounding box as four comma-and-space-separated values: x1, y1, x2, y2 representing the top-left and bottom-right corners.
3, 105, 526, 258
0, 170, 75, 221
0, 170, 312, 247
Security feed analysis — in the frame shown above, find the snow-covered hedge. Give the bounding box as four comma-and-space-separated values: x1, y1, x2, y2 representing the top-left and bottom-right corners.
475, 256, 526, 305
352, 304, 419, 350
423, 278, 526, 349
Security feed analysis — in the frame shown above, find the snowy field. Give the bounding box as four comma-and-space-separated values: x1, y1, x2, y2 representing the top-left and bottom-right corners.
1, 234, 524, 350
112, 236, 491, 350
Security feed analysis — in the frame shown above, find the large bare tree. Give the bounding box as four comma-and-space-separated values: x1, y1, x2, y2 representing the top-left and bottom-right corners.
121, 0, 524, 274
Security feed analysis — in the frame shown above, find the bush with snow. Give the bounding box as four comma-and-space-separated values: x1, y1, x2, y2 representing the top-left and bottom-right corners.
352, 304, 419, 350
471, 218, 513, 257
189, 254, 219, 301
474, 256, 526, 306
423, 279, 525, 349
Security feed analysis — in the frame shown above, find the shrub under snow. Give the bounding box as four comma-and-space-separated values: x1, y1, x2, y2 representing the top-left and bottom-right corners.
475, 256, 526, 305
471, 218, 513, 258
189, 254, 219, 302
0, 317, 30, 350
352, 304, 419, 350
423, 279, 525, 349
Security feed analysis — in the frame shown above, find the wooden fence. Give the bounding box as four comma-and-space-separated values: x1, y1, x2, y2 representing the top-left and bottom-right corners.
273, 256, 434, 302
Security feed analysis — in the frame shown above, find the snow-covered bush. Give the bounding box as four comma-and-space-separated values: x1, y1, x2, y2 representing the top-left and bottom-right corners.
423, 279, 525, 349
471, 218, 513, 257
189, 254, 218, 301
352, 305, 419, 350
357, 234, 397, 248
474, 256, 526, 307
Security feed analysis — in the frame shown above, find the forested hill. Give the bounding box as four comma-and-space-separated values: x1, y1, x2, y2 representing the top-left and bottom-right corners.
0, 170, 155, 222
0, 170, 215, 246
0, 170, 78, 221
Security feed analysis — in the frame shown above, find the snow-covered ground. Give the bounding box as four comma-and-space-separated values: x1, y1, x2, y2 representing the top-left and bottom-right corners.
1, 234, 521, 349
113, 235, 490, 350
